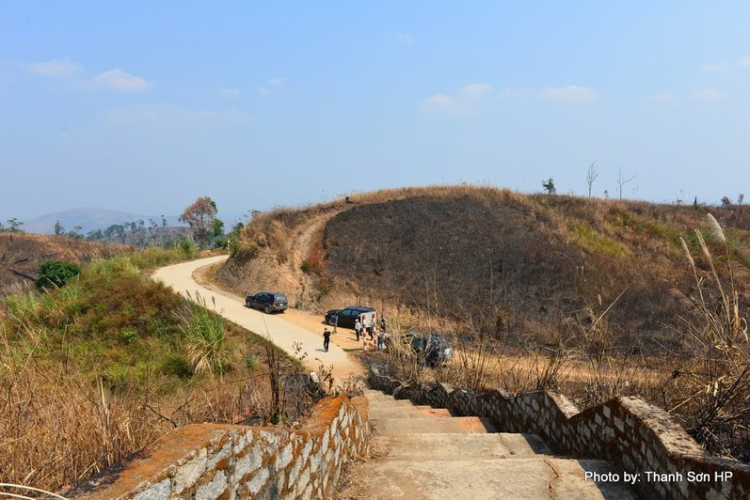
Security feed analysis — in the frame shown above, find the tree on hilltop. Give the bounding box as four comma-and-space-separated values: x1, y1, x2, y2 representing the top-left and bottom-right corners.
586, 163, 598, 198
180, 197, 220, 248
542, 178, 556, 195
6, 218, 24, 233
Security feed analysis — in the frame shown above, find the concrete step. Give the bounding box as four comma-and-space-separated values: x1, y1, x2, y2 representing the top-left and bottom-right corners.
371, 417, 497, 435
369, 433, 553, 460
339, 457, 638, 500
367, 399, 416, 409
365, 389, 395, 398
370, 406, 453, 419
415, 405, 455, 415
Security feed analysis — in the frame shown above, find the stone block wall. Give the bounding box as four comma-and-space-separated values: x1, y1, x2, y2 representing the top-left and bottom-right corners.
70, 395, 368, 499
370, 370, 750, 500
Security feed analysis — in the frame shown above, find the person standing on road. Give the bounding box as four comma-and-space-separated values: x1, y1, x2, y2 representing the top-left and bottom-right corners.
377, 330, 384, 352
355, 318, 362, 341
380, 315, 386, 333
331, 313, 338, 334
323, 328, 331, 352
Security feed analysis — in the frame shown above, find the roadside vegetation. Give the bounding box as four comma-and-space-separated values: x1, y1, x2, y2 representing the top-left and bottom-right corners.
0, 245, 313, 493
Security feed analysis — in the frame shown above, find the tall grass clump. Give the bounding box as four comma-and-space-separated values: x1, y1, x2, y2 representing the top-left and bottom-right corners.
674, 214, 750, 458
179, 292, 228, 375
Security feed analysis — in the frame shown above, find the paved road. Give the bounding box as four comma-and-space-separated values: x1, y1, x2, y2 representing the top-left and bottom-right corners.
151, 255, 363, 384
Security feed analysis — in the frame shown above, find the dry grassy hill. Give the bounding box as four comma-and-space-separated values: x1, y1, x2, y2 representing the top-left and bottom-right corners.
0, 233, 129, 295
217, 186, 750, 355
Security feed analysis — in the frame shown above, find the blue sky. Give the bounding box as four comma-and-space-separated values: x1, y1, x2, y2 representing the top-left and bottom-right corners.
2, 1, 749, 223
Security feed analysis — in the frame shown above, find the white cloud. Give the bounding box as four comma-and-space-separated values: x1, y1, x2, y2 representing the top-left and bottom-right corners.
644, 93, 676, 103
28, 59, 82, 77
458, 83, 492, 99
422, 94, 470, 115
702, 63, 730, 73
259, 77, 285, 96
93, 69, 149, 91
542, 85, 597, 103
222, 88, 241, 98
422, 83, 492, 115
693, 88, 722, 101
398, 33, 413, 44
741, 56, 750, 68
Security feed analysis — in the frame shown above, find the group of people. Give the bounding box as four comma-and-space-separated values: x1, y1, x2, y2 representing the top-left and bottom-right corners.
356, 317, 387, 352
322, 314, 387, 353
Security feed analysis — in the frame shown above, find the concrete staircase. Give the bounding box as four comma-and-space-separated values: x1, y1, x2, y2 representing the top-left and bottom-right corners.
338, 389, 638, 499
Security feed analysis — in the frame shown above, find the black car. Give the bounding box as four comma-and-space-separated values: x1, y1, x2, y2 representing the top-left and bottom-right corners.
245, 292, 288, 313
398, 332, 453, 367
325, 306, 375, 328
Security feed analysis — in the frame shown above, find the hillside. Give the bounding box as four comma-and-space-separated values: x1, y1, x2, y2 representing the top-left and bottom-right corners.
217, 186, 750, 354
0, 233, 129, 295
0, 248, 307, 491
21, 207, 151, 234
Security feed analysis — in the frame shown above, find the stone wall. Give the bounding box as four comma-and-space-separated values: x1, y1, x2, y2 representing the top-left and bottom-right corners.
70, 395, 368, 499
369, 370, 750, 500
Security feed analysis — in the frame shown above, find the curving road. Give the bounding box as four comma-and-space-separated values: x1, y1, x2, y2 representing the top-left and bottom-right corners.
151, 255, 363, 383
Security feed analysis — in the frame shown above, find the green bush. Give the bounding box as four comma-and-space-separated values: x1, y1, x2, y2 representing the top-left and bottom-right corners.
244, 354, 259, 370
213, 235, 228, 249
120, 330, 140, 344
36, 261, 81, 290
161, 353, 192, 378
178, 238, 197, 258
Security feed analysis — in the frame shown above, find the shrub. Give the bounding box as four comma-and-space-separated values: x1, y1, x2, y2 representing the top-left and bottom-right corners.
178, 238, 197, 258
119, 330, 140, 345
213, 235, 228, 250
36, 261, 81, 290
180, 295, 228, 375
244, 354, 259, 370
161, 353, 191, 378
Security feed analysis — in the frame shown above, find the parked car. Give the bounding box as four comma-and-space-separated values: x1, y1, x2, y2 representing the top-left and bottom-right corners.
245, 292, 288, 313
395, 332, 452, 367
325, 306, 376, 329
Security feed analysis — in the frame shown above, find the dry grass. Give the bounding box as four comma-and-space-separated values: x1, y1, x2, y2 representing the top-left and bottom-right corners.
0, 320, 311, 494
370, 213, 750, 461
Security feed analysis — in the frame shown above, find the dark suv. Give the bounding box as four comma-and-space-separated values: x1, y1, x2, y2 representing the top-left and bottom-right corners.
245, 292, 288, 314
325, 306, 375, 328
400, 332, 452, 367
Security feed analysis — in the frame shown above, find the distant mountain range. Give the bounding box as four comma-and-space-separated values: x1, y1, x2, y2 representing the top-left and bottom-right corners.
20, 208, 184, 235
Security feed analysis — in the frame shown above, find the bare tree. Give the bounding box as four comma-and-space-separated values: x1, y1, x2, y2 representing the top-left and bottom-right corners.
586, 162, 598, 198
616, 168, 636, 200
